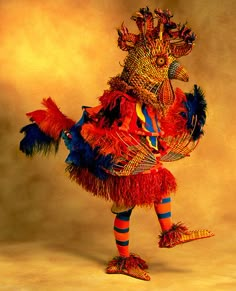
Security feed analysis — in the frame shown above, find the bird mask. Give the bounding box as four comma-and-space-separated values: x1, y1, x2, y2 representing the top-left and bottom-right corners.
114, 7, 196, 112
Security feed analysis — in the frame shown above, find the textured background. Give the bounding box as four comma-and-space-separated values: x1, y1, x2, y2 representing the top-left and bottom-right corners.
0, 0, 236, 290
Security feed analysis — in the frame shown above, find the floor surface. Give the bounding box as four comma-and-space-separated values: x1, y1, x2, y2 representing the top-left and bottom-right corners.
0, 213, 235, 291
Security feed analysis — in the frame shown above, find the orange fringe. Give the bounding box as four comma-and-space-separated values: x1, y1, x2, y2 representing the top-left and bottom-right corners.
107, 254, 148, 272
158, 222, 190, 248
66, 165, 177, 207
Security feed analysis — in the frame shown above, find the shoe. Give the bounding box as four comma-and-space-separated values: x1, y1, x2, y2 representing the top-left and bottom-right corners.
159, 222, 214, 248
106, 253, 150, 281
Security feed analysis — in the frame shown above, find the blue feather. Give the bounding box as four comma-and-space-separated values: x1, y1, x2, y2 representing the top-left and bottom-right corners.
63, 124, 113, 180
184, 85, 207, 141
20, 123, 59, 156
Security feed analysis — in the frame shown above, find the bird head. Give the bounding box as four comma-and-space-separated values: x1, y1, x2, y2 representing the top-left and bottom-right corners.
115, 7, 196, 110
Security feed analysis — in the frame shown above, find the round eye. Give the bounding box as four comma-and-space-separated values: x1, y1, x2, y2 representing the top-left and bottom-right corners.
156, 57, 166, 66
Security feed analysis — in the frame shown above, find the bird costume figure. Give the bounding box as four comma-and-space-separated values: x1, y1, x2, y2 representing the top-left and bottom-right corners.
20, 7, 214, 281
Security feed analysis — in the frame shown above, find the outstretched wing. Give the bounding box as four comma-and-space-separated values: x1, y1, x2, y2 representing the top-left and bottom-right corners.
160, 85, 207, 162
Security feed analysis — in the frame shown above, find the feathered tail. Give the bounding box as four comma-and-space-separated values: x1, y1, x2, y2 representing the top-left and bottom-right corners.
20, 98, 75, 156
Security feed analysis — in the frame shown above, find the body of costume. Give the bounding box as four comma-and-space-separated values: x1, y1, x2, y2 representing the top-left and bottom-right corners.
20, 7, 214, 280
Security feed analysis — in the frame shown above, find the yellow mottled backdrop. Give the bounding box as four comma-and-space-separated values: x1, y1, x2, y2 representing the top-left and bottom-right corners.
0, 0, 236, 290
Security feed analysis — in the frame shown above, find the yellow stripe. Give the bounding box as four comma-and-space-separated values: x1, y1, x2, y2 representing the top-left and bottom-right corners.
136, 102, 146, 124
136, 103, 159, 150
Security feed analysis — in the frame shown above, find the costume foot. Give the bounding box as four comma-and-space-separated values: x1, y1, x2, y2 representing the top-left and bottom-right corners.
106, 254, 150, 281
159, 222, 214, 248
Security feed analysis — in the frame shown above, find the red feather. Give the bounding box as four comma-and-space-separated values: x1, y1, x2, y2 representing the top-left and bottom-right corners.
26, 98, 75, 140
159, 87, 187, 137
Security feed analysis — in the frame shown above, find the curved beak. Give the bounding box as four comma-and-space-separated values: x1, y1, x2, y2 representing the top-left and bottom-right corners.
168, 60, 189, 82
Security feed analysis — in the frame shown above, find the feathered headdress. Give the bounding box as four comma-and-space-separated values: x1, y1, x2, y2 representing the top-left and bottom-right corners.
118, 7, 195, 56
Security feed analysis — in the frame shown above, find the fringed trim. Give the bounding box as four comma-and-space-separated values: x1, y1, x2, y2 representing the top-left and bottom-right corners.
108, 76, 133, 93
159, 222, 189, 248
106, 254, 150, 281
159, 222, 214, 248
107, 254, 148, 271
26, 98, 75, 140
66, 165, 177, 207
132, 86, 163, 110
80, 124, 129, 157
80, 124, 159, 175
